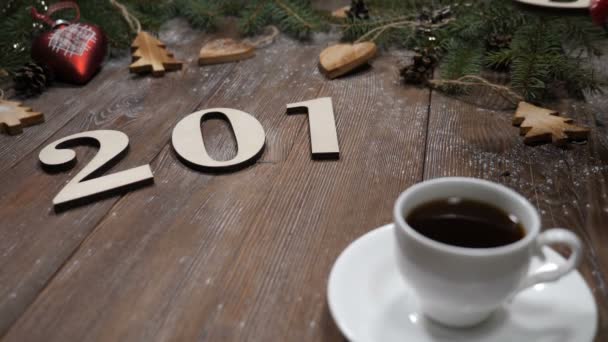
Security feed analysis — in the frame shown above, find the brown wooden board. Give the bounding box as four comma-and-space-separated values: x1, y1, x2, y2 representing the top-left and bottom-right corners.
0, 33, 431, 340
0, 58, 128, 173
0, 16, 607, 342
0, 27, 329, 342
423, 91, 608, 341
193, 57, 430, 341
0, 20, 236, 335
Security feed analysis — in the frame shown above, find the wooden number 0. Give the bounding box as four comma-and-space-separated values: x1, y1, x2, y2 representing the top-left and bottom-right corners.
287, 97, 340, 159
172, 108, 266, 172
39, 130, 154, 211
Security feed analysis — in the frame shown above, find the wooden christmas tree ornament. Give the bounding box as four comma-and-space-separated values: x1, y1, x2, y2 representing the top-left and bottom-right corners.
109, 0, 180, 76
129, 31, 182, 77
513, 101, 590, 146
199, 38, 255, 65
319, 42, 377, 79
0, 99, 44, 135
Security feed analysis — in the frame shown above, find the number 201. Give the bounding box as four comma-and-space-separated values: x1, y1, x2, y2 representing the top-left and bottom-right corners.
39, 98, 339, 211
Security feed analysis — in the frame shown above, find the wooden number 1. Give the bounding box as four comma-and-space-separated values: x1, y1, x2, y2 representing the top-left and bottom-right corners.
287, 97, 340, 159
39, 130, 154, 211
172, 108, 266, 172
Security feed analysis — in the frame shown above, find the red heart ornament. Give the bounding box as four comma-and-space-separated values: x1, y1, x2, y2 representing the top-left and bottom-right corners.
31, 2, 107, 85
591, 0, 608, 26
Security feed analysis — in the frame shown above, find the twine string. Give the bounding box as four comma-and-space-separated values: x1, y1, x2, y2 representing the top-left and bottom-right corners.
428, 75, 524, 105
244, 26, 280, 48
109, 0, 141, 33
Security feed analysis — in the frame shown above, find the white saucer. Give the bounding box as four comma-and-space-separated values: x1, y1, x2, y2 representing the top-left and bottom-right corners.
328, 224, 597, 342
513, 0, 590, 9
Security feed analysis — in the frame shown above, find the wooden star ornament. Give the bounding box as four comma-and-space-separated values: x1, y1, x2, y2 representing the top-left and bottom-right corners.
513, 101, 590, 146
129, 31, 182, 77
0, 100, 44, 135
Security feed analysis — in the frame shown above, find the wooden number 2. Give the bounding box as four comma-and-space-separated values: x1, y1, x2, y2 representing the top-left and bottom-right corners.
39, 130, 154, 211
287, 97, 340, 159
172, 108, 266, 172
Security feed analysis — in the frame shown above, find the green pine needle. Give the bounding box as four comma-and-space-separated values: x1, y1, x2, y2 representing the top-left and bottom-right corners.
174, 0, 220, 32
239, 2, 271, 36
267, 0, 325, 40
0, 0, 605, 102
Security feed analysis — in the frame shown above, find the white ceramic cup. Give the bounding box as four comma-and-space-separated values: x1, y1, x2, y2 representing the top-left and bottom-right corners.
393, 177, 583, 328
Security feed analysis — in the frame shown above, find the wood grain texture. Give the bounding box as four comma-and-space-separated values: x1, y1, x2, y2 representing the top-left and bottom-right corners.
0, 19, 236, 336
0, 60, 128, 172
0, 15, 607, 342
0, 28, 328, 342
130, 31, 183, 76
423, 91, 608, 341
199, 56, 429, 341
0, 32, 430, 342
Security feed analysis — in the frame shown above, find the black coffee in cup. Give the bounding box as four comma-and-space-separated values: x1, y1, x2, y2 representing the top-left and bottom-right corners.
406, 198, 525, 248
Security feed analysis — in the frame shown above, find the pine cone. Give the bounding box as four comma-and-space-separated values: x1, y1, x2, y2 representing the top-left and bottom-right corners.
401, 48, 439, 85
417, 8, 432, 22
418, 6, 452, 24
431, 6, 452, 24
347, 0, 370, 20
401, 65, 427, 84
13, 62, 52, 97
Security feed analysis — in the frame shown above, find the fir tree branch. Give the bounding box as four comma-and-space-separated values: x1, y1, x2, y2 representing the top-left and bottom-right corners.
273, 0, 314, 29
485, 49, 513, 69
354, 18, 453, 43
441, 39, 483, 80
341, 15, 413, 42
508, 19, 559, 100
174, 0, 220, 31
267, 0, 326, 39
239, 2, 269, 36
0, 0, 604, 104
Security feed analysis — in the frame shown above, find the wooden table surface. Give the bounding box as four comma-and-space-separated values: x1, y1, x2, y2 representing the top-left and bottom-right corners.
1, 18, 607, 342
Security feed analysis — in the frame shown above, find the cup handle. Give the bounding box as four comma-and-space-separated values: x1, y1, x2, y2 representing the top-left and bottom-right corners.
516, 228, 583, 292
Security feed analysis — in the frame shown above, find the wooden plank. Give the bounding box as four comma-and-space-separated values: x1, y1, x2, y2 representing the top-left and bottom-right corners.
0, 19, 238, 336
0, 56, 128, 173
0, 30, 328, 341
187, 55, 430, 341
138, 55, 428, 341
422, 91, 608, 340
5, 12, 604, 342
1, 51, 430, 341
